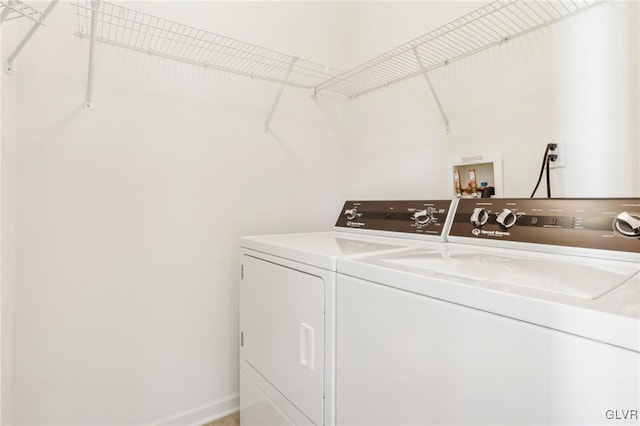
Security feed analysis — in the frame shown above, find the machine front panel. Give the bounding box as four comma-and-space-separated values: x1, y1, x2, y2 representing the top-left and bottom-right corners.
335, 200, 455, 237
449, 198, 640, 253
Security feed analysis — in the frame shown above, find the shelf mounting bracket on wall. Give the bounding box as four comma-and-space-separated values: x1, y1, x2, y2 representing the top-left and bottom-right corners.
412, 47, 450, 134
264, 57, 298, 133
2, 0, 59, 75
84, 0, 99, 109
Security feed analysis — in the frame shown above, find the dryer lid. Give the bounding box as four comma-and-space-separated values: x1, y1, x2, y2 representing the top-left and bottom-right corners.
241, 232, 424, 270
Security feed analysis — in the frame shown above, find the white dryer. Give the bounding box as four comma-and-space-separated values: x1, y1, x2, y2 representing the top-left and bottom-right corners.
336, 198, 640, 425
239, 200, 457, 426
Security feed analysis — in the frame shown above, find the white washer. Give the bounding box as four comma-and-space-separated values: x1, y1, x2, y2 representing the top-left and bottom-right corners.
239, 200, 457, 426
336, 198, 640, 425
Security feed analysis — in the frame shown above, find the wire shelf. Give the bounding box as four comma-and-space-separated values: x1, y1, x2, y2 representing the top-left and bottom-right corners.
315, 0, 603, 98
73, 1, 342, 89
1, 0, 46, 24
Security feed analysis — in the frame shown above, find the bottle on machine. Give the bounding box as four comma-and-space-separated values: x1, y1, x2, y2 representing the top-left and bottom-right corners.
454, 169, 463, 196
469, 168, 478, 195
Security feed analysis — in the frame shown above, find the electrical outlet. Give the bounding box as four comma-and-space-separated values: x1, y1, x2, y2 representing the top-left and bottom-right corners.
546, 137, 566, 168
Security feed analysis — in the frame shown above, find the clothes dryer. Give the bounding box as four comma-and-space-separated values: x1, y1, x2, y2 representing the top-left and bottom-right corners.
336, 198, 639, 425
239, 199, 457, 426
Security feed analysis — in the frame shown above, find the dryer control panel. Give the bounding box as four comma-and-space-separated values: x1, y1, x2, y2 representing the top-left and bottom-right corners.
449, 198, 640, 253
335, 200, 455, 238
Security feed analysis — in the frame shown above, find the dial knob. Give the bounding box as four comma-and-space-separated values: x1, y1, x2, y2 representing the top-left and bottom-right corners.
412, 209, 434, 225
496, 208, 517, 229
345, 208, 358, 221
470, 208, 489, 227
613, 211, 640, 238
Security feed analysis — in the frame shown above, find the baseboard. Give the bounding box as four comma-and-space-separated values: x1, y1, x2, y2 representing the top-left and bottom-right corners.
151, 394, 239, 426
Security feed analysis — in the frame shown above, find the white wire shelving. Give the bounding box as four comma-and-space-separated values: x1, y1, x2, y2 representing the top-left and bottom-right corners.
2, 0, 58, 74
70, 0, 605, 131
73, 0, 342, 90
1, 0, 46, 24
73, 0, 342, 128
315, 0, 603, 99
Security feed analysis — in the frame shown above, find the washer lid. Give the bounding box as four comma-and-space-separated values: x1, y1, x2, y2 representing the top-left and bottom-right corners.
380, 247, 638, 300
337, 245, 640, 351
241, 232, 425, 271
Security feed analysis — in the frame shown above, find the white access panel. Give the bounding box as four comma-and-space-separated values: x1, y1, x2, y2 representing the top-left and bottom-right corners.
240, 254, 325, 425
239, 367, 315, 426
239, 370, 295, 426
336, 275, 640, 426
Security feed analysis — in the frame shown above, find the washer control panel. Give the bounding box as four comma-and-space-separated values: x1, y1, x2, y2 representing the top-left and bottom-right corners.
450, 198, 640, 253
335, 200, 454, 237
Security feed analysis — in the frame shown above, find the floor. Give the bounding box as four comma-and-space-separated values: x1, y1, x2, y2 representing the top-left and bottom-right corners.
204, 411, 240, 426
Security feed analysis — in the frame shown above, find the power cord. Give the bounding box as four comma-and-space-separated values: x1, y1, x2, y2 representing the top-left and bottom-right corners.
530, 143, 557, 198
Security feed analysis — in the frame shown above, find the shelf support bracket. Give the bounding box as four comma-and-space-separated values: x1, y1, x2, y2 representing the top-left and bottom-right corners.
3, 0, 59, 75
85, 0, 100, 109
264, 57, 297, 132
412, 47, 450, 134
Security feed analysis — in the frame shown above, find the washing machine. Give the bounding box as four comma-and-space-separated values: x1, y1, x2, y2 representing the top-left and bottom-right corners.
238, 199, 458, 426
336, 198, 640, 425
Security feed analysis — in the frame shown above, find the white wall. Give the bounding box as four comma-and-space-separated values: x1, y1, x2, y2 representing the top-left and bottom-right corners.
340, 1, 640, 199
1, 17, 19, 426
4, 2, 349, 424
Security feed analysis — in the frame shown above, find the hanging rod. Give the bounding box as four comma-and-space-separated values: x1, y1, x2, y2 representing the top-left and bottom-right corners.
315, 0, 603, 98
72, 0, 342, 90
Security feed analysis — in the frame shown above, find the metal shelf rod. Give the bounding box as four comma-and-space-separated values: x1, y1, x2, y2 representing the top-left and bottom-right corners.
76, 13, 294, 70
85, 0, 99, 109
265, 57, 297, 132
412, 47, 450, 134
75, 32, 317, 90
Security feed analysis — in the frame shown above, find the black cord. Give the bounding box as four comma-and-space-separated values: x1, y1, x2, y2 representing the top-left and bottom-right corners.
530, 145, 550, 198
546, 155, 551, 198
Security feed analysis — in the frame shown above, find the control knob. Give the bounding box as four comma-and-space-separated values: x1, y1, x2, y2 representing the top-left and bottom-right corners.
470, 207, 489, 227
613, 211, 640, 238
412, 208, 434, 225
496, 208, 517, 229
345, 208, 359, 221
